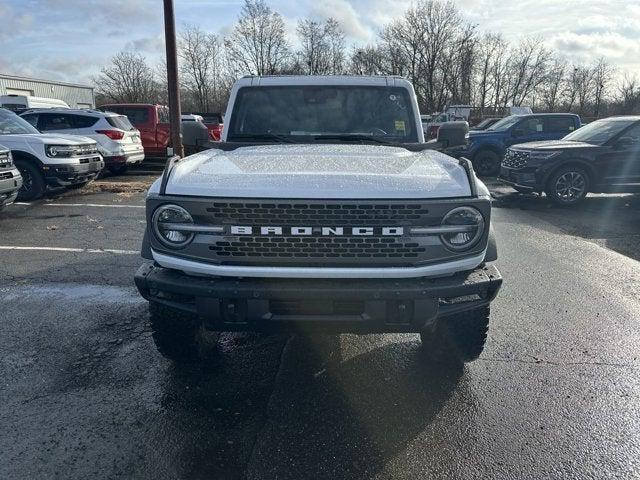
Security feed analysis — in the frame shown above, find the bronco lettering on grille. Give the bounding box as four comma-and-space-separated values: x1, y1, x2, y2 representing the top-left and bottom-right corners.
229, 226, 404, 236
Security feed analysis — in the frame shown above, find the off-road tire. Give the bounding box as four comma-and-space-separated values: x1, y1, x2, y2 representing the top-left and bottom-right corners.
545, 165, 589, 206
149, 302, 209, 363
421, 307, 490, 362
15, 160, 45, 201
472, 150, 501, 177
108, 165, 128, 175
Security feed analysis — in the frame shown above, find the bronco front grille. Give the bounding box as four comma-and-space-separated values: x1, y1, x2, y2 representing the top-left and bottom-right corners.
0, 171, 12, 180
206, 202, 431, 226
209, 236, 427, 261
502, 149, 529, 169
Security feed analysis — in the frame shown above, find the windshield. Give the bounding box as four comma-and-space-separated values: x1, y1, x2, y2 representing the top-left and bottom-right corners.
486, 115, 522, 131
227, 86, 418, 143
563, 118, 635, 145
0, 108, 40, 134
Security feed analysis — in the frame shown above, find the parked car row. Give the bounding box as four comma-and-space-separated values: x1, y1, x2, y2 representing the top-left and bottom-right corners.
499, 115, 640, 205
0, 108, 104, 201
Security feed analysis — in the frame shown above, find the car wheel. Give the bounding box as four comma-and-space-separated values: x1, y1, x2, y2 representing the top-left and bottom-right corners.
472, 150, 501, 177
149, 302, 217, 363
420, 307, 490, 363
15, 160, 45, 201
545, 166, 589, 206
108, 165, 128, 175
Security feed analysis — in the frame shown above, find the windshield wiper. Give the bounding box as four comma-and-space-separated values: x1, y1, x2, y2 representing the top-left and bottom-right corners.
228, 133, 298, 144
313, 134, 395, 145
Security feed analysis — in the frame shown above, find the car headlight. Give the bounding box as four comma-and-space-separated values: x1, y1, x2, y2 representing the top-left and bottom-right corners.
45, 145, 77, 158
529, 150, 561, 161
440, 206, 485, 251
152, 204, 195, 248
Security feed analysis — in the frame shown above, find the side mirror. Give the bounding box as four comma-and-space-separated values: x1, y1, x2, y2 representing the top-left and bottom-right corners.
436, 121, 469, 148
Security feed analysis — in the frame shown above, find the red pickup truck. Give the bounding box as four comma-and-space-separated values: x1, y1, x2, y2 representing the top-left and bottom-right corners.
99, 104, 171, 158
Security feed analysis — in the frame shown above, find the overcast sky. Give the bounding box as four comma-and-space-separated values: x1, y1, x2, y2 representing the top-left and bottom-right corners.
1, 0, 638, 85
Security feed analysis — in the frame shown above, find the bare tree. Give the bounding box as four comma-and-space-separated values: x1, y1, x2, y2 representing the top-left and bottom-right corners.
179, 24, 223, 112
592, 58, 613, 117
94, 52, 159, 103
224, 0, 290, 76
325, 18, 346, 74
350, 45, 386, 75
539, 56, 566, 112
617, 74, 640, 114
296, 19, 329, 75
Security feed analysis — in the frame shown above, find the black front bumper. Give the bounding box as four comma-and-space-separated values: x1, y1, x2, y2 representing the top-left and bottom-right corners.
498, 166, 541, 191
43, 157, 104, 187
135, 263, 502, 333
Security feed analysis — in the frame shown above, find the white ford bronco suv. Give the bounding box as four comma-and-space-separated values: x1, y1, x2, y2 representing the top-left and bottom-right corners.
135, 76, 502, 363
0, 108, 103, 200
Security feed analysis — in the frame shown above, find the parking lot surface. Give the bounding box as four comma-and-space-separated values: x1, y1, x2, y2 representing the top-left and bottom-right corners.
1, 177, 639, 479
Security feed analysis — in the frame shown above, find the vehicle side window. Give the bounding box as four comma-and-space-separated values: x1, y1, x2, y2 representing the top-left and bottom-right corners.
22, 114, 38, 128
618, 124, 640, 147
39, 113, 74, 131
111, 108, 149, 126
546, 116, 576, 134
158, 107, 169, 123
70, 115, 98, 129
517, 117, 545, 135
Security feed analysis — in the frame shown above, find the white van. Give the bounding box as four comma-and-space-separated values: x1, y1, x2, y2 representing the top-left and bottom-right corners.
0, 95, 70, 112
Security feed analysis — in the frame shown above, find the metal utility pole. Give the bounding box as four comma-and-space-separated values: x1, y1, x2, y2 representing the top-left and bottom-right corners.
163, 0, 184, 157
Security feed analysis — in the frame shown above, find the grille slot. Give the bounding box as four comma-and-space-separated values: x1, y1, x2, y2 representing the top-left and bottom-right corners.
503, 150, 530, 169
209, 236, 427, 260
0, 171, 12, 180
206, 202, 430, 226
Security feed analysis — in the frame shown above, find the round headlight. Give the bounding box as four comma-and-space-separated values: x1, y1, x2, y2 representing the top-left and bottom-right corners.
152, 204, 194, 248
440, 206, 484, 251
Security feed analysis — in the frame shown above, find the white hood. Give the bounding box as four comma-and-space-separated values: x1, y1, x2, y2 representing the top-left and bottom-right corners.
0, 133, 96, 146
164, 144, 473, 199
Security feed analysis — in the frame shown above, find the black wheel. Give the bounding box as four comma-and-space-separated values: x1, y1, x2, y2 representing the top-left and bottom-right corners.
149, 302, 215, 363
420, 307, 490, 362
545, 166, 589, 206
472, 150, 501, 177
108, 165, 128, 175
14, 160, 45, 201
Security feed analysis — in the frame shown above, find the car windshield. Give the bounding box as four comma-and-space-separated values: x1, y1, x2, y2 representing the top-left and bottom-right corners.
0, 108, 40, 134
563, 118, 636, 145
486, 115, 522, 131
227, 85, 418, 143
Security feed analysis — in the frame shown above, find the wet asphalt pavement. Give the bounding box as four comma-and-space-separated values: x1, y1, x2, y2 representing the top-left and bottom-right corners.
1, 176, 639, 479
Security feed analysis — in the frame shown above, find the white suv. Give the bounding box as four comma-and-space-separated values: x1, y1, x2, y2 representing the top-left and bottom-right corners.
21, 109, 144, 174
0, 108, 103, 200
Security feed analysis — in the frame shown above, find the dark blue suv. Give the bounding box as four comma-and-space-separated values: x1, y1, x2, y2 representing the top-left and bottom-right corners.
450, 114, 582, 176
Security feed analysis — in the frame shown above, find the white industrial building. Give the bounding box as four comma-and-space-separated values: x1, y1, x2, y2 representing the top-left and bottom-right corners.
0, 73, 95, 108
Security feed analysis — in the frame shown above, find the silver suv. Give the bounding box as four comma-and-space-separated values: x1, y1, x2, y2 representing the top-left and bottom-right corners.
21, 108, 144, 175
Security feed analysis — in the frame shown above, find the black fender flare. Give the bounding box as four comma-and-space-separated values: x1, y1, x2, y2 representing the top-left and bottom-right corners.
10, 150, 44, 171
484, 224, 498, 262
141, 226, 153, 260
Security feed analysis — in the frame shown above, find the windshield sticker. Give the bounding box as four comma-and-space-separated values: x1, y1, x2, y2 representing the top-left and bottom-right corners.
395, 120, 406, 132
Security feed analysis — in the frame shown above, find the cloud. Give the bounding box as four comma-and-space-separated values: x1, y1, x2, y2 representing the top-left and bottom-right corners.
0, 4, 33, 39
124, 36, 165, 54
307, 0, 371, 41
